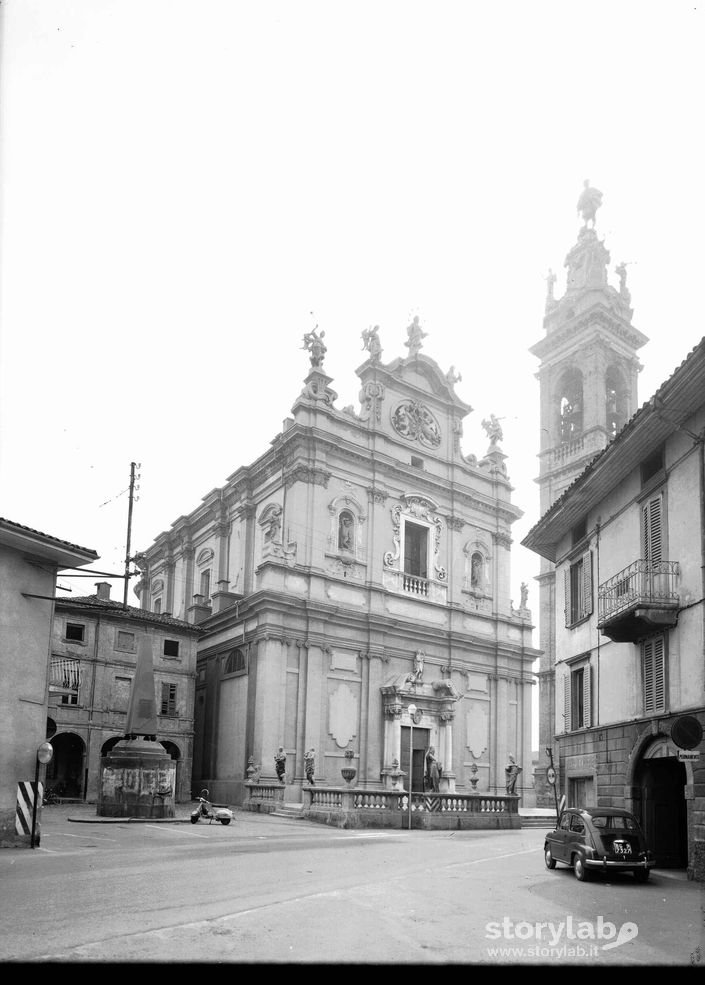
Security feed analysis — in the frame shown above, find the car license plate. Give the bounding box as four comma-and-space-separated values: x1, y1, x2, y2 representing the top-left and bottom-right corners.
613, 841, 632, 855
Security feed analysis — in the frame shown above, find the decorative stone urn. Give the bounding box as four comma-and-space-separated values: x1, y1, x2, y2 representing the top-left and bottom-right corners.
341, 749, 357, 785
469, 762, 479, 791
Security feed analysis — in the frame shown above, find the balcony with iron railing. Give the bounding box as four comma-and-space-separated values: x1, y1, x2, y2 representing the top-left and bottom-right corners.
597, 558, 680, 642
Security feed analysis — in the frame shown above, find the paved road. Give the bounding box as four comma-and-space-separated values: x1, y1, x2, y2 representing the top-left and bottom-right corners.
1, 803, 703, 965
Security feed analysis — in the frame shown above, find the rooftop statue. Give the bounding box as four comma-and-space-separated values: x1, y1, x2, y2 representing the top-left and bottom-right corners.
481, 413, 504, 445
404, 315, 427, 357
577, 179, 603, 228
361, 324, 382, 361
302, 326, 327, 367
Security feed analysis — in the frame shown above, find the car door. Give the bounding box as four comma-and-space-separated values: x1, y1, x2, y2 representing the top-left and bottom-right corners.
568, 812, 587, 861
551, 810, 572, 862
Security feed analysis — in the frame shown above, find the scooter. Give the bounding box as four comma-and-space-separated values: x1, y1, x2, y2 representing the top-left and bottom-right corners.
190, 789, 234, 825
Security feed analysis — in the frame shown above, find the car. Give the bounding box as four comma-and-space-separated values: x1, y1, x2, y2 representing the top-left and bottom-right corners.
544, 806, 655, 883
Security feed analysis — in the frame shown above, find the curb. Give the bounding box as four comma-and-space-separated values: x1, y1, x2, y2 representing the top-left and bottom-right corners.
68, 815, 194, 824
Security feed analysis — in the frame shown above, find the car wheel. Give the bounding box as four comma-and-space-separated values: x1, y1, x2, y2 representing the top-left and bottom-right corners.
634, 868, 650, 883
573, 855, 589, 881
220, 818, 231, 825
544, 845, 556, 870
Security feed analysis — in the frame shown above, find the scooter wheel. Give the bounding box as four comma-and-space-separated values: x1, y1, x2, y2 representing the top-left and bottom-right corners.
220, 818, 231, 825
190, 815, 199, 824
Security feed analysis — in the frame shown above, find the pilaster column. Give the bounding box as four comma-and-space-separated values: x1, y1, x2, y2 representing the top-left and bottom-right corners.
439, 710, 456, 793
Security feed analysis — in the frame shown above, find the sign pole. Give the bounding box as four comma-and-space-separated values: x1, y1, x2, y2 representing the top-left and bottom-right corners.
408, 704, 417, 832
31, 741, 54, 848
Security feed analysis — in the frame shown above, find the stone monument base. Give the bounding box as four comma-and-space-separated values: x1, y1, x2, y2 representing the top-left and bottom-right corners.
98, 738, 175, 818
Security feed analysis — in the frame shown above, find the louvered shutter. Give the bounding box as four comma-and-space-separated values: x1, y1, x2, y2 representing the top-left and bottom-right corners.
581, 550, 593, 618
582, 664, 592, 728
642, 495, 663, 563
642, 639, 655, 713
564, 568, 571, 626
652, 636, 665, 711
563, 673, 571, 732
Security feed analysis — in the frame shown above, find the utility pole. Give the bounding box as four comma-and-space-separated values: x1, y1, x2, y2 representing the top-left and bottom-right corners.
123, 462, 139, 609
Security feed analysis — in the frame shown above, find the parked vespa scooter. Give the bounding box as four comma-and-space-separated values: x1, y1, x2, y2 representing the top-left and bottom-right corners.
190, 789, 234, 825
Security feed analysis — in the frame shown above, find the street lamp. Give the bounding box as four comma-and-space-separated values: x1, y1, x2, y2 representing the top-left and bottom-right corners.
31, 741, 54, 849
407, 704, 416, 831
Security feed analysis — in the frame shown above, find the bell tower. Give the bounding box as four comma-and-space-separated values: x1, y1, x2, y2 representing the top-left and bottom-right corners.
530, 183, 649, 805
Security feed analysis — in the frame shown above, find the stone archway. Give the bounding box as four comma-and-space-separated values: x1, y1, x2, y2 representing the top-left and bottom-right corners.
160, 741, 184, 802
47, 732, 86, 799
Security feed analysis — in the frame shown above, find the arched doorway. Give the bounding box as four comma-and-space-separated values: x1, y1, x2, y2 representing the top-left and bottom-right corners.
634, 737, 688, 868
160, 741, 183, 802
47, 732, 86, 800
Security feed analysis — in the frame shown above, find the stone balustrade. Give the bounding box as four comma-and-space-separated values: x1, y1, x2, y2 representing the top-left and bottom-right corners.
302, 786, 520, 830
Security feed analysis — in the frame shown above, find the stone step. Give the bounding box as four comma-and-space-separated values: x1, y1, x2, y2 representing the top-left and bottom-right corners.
520, 816, 557, 828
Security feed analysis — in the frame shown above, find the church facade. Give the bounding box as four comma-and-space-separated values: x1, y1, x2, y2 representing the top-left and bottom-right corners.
134, 326, 538, 807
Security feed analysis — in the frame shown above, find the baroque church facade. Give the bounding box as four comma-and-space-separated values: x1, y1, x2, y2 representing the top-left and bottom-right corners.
134, 325, 539, 806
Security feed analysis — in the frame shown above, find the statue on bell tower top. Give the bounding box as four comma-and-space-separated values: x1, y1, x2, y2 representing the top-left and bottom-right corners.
577, 179, 603, 229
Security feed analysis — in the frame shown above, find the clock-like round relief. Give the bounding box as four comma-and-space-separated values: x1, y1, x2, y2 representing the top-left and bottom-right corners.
412, 709, 423, 725
391, 400, 441, 447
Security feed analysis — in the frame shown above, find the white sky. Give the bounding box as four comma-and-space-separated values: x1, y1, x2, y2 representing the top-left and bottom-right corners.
2, 0, 704, 642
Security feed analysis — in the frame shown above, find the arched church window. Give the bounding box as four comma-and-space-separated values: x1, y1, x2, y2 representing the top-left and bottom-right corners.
223, 648, 246, 675
559, 369, 583, 442
338, 510, 354, 552
605, 366, 627, 438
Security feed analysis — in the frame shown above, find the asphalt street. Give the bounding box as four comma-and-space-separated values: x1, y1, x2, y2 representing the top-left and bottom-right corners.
1, 802, 703, 966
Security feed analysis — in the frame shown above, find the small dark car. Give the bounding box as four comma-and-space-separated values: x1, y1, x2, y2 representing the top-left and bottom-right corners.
544, 807, 655, 883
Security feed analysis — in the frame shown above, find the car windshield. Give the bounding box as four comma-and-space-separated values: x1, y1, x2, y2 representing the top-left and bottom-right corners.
591, 815, 638, 832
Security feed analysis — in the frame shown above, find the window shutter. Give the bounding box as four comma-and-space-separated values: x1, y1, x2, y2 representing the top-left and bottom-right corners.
563, 673, 571, 732
653, 636, 665, 711
581, 550, 593, 617
642, 495, 663, 563
582, 664, 592, 728
564, 568, 571, 626
642, 639, 655, 713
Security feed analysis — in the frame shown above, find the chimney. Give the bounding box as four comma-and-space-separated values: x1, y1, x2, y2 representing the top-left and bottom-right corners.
95, 581, 112, 601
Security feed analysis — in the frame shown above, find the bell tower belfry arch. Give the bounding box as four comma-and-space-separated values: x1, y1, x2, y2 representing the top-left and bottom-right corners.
530, 184, 649, 805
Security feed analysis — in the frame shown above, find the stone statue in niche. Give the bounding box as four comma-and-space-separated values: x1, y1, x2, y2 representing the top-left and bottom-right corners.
264, 509, 282, 544
470, 552, 483, 591
338, 510, 354, 551
405, 649, 424, 684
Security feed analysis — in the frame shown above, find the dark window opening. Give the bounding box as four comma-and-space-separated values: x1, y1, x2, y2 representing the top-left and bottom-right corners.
641, 447, 664, 486
404, 522, 428, 579
411, 456, 424, 469
571, 518, 587, 545
161, 682, 177, 716
163, 639, 179, 657
66, 623, 85, 642
559, 368, 584, 442
223, 648, 246, 674
571, 667, 585, 728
